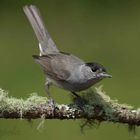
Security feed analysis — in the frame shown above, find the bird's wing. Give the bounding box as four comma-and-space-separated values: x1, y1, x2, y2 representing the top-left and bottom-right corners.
33, 53, 84, 80
23, 5, 59, 55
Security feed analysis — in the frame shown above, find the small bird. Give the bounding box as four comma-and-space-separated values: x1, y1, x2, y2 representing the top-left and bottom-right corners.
23, 5, 112, 99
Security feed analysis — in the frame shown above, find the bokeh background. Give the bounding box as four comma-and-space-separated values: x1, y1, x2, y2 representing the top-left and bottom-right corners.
0, 0, 140, 139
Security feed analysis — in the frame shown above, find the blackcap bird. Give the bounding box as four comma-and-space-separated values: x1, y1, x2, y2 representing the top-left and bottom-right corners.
23, 5, 112, 98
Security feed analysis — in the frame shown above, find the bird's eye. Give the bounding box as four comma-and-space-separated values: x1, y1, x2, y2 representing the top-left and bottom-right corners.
91, 67, 98, 72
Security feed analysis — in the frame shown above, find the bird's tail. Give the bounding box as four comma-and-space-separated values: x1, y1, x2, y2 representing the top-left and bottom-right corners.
23, 5, 59, 55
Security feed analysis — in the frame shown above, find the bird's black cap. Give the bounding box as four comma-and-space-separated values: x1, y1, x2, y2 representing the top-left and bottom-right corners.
86, 62, 106, 72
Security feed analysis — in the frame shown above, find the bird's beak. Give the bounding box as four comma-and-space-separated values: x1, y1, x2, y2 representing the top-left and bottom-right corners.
97, 72, 112, 78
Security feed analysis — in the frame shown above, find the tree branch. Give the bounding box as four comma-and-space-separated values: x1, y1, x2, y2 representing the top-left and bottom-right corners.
0, 87, 140, 127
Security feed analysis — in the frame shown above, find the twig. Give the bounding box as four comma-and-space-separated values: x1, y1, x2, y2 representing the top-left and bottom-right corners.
0, 87, 139, 127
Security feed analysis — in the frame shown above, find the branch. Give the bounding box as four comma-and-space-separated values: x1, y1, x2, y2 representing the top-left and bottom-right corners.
0, 87, 140, 127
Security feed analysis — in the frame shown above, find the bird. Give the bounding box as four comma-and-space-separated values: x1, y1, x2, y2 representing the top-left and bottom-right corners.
23, 5, 112, 100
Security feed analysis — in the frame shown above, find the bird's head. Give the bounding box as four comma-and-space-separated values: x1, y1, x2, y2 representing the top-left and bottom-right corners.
85, 62, 112, 80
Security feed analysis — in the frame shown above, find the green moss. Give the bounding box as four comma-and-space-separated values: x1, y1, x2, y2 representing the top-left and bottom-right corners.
72, 86, 138, 131
0, 87, 139, 134
0, 89, 48, 117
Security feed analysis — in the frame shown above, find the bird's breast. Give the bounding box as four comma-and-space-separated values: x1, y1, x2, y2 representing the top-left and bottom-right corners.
51, 78, 96, 92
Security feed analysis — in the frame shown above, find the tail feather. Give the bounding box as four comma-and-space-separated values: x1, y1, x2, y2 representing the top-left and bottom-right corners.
23, 5, 59, 55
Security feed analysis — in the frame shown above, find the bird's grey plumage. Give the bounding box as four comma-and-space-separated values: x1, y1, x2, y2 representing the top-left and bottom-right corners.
23, 5, 59, 55
33, 53, 84, 80
23, 5, 112, 97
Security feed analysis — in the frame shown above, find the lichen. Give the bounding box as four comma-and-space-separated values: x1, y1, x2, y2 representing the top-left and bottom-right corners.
0, 87, 139, 134
0, 89, 49, 118
73, 86, 137, 131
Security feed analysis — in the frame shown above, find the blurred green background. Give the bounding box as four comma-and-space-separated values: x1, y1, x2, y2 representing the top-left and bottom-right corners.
0, 0, 140, 139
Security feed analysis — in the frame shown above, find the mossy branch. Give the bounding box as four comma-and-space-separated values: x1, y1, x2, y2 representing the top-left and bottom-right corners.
0, 87, 140, 127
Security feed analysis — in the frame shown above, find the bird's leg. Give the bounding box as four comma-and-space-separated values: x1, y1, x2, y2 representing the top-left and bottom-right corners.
71, 92, 86, 110
71, 92, 80, 97
45, 80, 55, 106
45, 80, 51, 98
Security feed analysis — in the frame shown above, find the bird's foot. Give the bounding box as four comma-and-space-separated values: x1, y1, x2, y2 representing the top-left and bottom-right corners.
47, 98, 55, 106
47, 98, 56, 116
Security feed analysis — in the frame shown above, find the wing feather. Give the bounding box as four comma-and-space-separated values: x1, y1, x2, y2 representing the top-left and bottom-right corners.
32, 53, 84, 80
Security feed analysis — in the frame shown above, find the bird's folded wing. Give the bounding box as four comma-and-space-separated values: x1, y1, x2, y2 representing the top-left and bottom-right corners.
33, 53, 84, 80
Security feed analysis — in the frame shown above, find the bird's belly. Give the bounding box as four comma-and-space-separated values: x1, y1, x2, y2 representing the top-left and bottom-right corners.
52, 79, 95, 92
